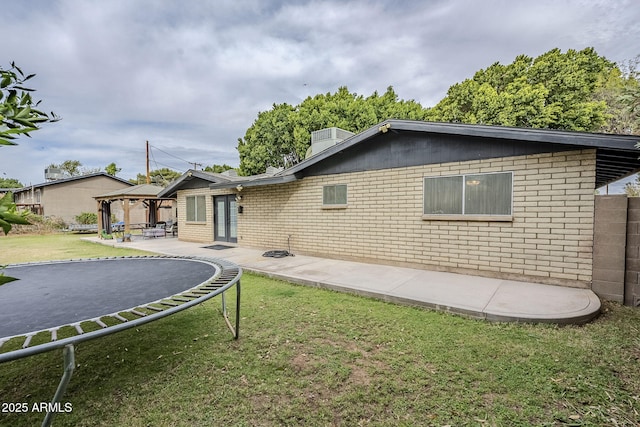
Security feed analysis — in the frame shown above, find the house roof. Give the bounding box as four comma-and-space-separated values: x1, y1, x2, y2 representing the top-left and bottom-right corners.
159, 169, 284, 197
207, 120, 640, 190
13, 172, 132, 192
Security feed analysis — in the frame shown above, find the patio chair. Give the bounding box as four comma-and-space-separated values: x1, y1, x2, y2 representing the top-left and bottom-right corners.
166, 222, 177, 236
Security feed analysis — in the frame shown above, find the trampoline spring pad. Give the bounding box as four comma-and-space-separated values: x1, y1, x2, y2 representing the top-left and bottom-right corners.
0, 255, 242, 363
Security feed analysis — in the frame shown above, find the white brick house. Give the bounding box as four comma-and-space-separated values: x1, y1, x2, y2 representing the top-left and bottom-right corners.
160, 120, 640, 289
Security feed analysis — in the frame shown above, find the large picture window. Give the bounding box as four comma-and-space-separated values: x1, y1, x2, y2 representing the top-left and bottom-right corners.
186, 195, 206, 222
423, 172, 512, 217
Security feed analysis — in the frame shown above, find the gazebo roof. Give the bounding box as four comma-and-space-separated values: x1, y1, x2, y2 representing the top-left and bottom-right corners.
94, 184, 172, 200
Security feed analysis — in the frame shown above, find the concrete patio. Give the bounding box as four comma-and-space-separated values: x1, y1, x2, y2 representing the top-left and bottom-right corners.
85, 236, 601, 324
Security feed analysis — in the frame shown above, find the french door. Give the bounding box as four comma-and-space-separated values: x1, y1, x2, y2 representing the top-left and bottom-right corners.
214, 195, 237, 243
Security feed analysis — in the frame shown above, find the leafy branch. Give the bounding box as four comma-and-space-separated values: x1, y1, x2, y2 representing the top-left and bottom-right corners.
0, 192, 30, 285
0, 61, 60, 146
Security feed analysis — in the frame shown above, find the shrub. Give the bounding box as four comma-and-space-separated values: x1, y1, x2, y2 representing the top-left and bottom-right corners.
10, 214, 66, 234
75, 212, 98, 224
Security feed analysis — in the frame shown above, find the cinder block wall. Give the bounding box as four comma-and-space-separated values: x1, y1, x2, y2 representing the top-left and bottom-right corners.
626, 198, 640, 306
592, 195, 628, 302
238, 149, 596, 287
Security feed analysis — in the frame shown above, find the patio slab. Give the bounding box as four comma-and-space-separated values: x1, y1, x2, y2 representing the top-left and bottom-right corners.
85, 236, 601, 324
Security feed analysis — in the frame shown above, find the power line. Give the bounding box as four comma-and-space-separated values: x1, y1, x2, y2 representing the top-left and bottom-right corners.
148, 149, 186, 173
148, 143, 203, 170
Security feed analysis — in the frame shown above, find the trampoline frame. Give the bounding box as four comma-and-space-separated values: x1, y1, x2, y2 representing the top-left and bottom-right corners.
0, 255, 242, 427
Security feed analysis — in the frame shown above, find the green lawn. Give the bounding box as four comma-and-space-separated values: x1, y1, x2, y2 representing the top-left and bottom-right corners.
1, 234, 639, 426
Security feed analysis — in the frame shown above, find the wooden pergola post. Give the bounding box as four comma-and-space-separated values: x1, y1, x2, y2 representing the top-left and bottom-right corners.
96, 200, 103, 237
123, 197, 131, 234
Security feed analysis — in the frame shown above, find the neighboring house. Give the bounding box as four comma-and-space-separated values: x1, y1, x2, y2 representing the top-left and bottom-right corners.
159, 120, 640, 290
13, 172, 134, 224
0, 188, 17, 198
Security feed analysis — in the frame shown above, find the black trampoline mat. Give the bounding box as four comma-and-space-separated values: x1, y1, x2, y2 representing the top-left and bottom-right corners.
0, 258, 218, 338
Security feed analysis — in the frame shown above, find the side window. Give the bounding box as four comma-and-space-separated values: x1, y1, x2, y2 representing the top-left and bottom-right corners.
186, 195, 206, 221
322, 184, 347, 206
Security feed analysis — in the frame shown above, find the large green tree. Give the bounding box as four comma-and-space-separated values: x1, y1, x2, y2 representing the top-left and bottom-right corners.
237, 86, 428, 175
426, 48, 615, 131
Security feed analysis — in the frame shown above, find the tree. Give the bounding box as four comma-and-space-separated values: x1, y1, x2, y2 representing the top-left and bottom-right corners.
0, 62, 59, 146
105, 162, 121, 176
204, 164, 236, 173
624, 174, 640, 196
0, 177, 23, 188
237, 86, 428, 175
131, 168, 181, 186
237, 103, 297, 176
48, 160, 82, 177
46, 160, 100, 177
618, 55, 640, 132
595, 56, 640, 134
426, 48, 615, 132
621, 83, 640, 131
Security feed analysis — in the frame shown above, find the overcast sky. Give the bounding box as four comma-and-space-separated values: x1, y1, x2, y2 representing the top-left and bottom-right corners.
1, 0, 639, 192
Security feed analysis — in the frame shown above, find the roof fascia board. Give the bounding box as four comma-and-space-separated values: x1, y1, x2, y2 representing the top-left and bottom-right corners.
14, 172, 133, 191
159, 170, 232, 197
390, 120, 640, 150
208, 174, 297, 190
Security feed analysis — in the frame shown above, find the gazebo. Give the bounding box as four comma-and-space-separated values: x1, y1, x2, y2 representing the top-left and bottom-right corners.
94, 184, 175, 235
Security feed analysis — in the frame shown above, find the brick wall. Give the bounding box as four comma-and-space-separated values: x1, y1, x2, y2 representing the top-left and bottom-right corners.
177, 188, 216, 242
236, 149, 596, 287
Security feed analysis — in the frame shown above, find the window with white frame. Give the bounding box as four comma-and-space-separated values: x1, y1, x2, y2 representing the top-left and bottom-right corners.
423, 172, 513, 217
322, 184, 347, 206
186, 195, 206, 222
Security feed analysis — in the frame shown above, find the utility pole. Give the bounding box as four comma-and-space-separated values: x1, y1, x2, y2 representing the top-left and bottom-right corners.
146, 140, 150, 184
190, 162, 203, 170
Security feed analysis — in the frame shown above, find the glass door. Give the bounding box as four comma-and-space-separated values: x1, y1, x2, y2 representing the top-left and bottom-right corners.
214, 195, 237, 243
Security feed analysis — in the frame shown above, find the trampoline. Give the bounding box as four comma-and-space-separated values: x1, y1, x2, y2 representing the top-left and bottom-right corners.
0, 255, 242, 427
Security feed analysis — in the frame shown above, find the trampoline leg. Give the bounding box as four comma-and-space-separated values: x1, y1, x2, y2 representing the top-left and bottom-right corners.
41, 344, 75, 427
221, 280, 241, 340
235, 280, 241, 340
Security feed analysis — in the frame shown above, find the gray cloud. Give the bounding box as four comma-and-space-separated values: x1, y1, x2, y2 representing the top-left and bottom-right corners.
1, 0, 638, 188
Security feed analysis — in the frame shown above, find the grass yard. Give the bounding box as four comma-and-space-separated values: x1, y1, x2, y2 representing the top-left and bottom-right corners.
1, 233, 639, 426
